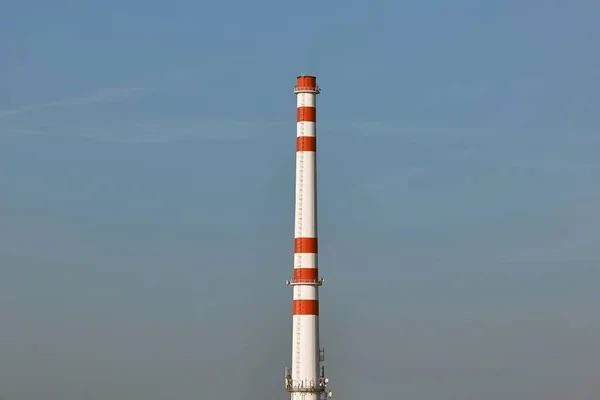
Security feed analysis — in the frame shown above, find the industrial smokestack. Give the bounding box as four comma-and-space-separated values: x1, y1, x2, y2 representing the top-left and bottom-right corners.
285, 75, 332, 400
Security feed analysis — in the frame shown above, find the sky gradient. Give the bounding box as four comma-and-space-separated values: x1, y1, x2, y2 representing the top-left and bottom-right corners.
1, 1, 600, 399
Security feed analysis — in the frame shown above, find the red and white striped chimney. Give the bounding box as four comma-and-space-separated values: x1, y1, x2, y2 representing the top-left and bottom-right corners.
285, 75, 332, 400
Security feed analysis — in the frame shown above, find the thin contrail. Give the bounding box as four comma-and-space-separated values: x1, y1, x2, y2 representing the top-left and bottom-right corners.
0, 87, 153, 119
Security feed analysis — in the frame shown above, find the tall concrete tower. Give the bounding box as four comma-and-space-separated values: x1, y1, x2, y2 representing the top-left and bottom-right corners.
285, 75, 332, 400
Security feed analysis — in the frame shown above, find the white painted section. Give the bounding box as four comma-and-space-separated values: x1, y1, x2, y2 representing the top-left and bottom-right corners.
291, 391, 319, 400
294, 151, 317, 239
292, 392, 319, 400
292, 393, 319, 400
296, 121, 316, 137
297, 93, 316, 108
294, 254, 318, 269
291, 314, 320, 395
293, 285, 319, 300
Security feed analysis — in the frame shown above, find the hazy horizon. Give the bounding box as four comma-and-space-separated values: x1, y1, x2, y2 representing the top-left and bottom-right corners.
2, 0, 600, 399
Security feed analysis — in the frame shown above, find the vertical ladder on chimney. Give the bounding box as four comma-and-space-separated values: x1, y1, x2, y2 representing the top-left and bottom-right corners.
294, 109, 305, 386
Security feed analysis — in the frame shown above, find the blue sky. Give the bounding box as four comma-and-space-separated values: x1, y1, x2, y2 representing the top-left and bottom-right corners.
1, 0, 600, 399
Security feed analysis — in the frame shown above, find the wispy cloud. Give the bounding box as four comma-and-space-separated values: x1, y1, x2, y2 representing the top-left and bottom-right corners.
2, 120, 290, 144
0, 87, 154, 119
0, 51, 281, 142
